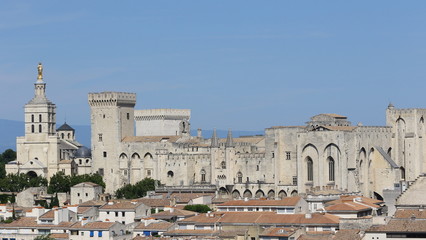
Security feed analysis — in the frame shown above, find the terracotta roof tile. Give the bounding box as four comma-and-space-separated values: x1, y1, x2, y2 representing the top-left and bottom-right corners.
394, 209, 426, 219
49, 233, 69, 239
70, 221, 116, 230
333, 229, 361, 240
367, 219, 426, 233
259, 227, 298, 237
100, 200, 142, 210
39, 209, 55, 219
134, 221, 174, 230
136, 198, 171, 207
151, 208, 196, 218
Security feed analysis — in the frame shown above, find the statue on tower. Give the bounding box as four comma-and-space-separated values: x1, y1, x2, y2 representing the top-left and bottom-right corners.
37, 62, 43, 80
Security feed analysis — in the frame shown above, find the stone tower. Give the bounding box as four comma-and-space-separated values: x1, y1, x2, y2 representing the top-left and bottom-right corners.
15, 63, 59, 179
88, 92, 136, 193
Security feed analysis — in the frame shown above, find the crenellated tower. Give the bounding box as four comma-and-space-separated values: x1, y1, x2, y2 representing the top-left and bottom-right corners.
88, 92, 136, 193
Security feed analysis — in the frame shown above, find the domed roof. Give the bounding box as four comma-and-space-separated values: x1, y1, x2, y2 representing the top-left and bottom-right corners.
75, 146, 91, 158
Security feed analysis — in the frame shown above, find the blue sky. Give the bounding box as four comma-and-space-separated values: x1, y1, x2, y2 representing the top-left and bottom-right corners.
2, 1, 426, 131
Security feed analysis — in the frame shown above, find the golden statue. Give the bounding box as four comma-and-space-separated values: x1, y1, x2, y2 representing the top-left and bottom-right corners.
37, 62, 43, 80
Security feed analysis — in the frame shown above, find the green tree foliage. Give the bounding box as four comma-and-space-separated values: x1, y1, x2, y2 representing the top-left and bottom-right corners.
0, 173, 47, 192
34, 235, 55, 240
47, 172, 105, 194
0, 149, 16, 163
0, 149, 17, 179
183, 204, 212, 213
115, 178, 157, 199
50, 193, 59, 208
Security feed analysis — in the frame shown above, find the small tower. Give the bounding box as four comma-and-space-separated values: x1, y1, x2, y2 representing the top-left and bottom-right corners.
57, 122, 75, 141
211, 128, 219, 148
225, 129, 234, 148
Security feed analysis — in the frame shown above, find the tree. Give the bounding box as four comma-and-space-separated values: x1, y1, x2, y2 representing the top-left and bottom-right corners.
50, 193, 59, 208
34, 235, 55, 240
115, 178, 158, 199
183, 204, 212, 213
47, 172, 70, 194
0, 149, 16, 179
0, 173, 47, 192
48, 172, 105, 194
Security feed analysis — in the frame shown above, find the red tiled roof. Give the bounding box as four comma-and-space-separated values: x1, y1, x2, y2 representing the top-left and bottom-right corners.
134, 221, 174, 230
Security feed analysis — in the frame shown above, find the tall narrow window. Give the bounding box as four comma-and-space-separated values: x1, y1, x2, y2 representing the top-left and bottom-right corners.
400, 167, 406, 180
221, 161, 226, 169
237, 172, 243, 183
328, 157, 335, 182
286, 152, 291, 160
39, 124, 42, 133
39, 114, 42, 122
31, 125, 35, 133
307, 157, 313, 182
127, 113, 130, 120
31, 114, 34, 122
201, 169, 206, 183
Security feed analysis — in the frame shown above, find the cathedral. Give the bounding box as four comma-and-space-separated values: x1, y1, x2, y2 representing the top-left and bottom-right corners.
8, 64, 426, 203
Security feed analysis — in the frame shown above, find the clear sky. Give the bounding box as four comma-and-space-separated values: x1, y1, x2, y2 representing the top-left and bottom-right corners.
2, 1, 426, 131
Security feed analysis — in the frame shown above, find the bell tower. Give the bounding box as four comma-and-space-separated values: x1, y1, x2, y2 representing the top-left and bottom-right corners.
25, 63, 56, 136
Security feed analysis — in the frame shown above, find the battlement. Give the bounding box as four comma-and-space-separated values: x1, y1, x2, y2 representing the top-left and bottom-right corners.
135, 109, 190, 121
355, 126, 392, 133
88, 92, 136, 107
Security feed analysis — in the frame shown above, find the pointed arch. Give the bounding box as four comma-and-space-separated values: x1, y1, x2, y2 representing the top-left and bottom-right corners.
278, 190, 287, 199
232, 190, 241, 199
255, 190, 265, 198
144, 153, 153, 159
267, 190, 275, 199
243, 189, 252, 198
302, 143, 319, 155
291, 190, 298, 196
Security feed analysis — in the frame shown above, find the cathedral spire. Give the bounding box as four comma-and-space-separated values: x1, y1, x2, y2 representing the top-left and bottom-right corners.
211, 128, 219, 148
225, 129, 234, 148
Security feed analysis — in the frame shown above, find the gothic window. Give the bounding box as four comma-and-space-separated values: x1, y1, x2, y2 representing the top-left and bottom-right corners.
31, 114, 34, 122
221, 161, 226, 169
237, 172, 243, 183
167, 171, 174, 177
201, 169, 206, 183
39, 114, 42, 122
328, 157, 335, 182
31, 125, 34, 133
39, 124, 42, 133
306, 157, 313, 182
286, 152, 291, 160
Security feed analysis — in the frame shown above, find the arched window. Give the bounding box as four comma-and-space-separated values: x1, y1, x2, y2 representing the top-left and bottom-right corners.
237, 172, 243, 183
256, 165, 259, 171
201, 169, 206, 183
68, 133, 71, 139
79, 160, 82, 165
39, 124, 42, 133
31, 125, 34, 133
39, 114, 42, 122
387, 148, 392, 158
31, 114, 34, 123
306, 157, 313, 182
221, 161, 226, 169
167, 171, 174, 178
61, 133, 64, 139
328, 157, 335, 182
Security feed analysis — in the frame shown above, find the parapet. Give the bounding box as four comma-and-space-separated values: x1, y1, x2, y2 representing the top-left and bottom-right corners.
88, 92, 136, 107
134, 109, 191, 121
